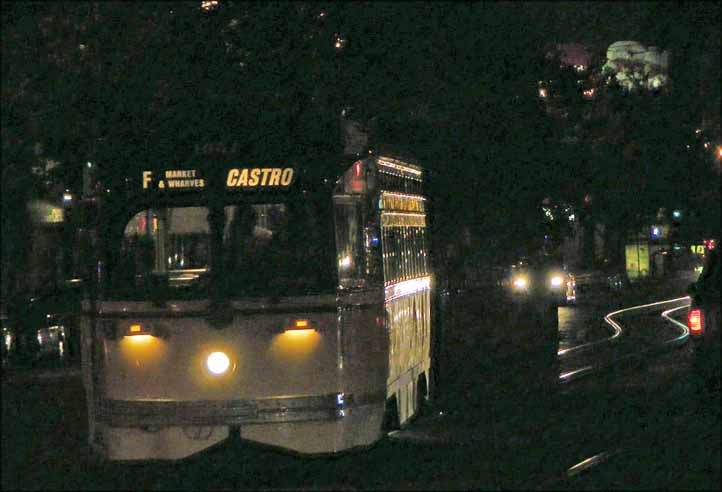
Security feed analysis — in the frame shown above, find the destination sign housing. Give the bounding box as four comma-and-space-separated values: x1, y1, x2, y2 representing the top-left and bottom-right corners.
141, 167, 295, 191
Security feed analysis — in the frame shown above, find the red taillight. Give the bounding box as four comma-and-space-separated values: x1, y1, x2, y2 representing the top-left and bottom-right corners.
688, 309, 703, 334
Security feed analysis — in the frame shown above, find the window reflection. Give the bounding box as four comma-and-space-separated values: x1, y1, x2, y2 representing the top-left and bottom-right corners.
110, 202, 335, 299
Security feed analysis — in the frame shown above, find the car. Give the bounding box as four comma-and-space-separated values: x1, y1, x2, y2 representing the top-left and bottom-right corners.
687, 246, 720, 390
4, 280, 85, 365
550, 268, 576, 306
508, 256, 576, 307
35, 314, 69, 359
503, 256, 561, 388
32, 280, 84, 363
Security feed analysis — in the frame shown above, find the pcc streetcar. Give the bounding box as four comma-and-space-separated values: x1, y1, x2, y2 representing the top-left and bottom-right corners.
80, 153, 433, 460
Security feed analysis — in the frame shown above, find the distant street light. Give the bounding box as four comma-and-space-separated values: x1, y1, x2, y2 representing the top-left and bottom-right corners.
334, 34, 347, 50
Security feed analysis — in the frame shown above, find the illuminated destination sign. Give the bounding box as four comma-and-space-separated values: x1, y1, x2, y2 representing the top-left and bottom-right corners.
225, 167, 295, 189
142, 169, 205, 190
141, 167, 295, 191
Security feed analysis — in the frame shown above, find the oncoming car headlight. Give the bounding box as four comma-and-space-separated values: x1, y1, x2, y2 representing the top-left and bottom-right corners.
512, 276, 529, 290
550, 275, 564, 288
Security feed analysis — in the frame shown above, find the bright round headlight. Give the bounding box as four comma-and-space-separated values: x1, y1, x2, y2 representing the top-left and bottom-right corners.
550, 275, 564, 287
207, 351, 230, 375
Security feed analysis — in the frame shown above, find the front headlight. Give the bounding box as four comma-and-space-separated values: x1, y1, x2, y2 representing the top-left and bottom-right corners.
207, 351, 231, 375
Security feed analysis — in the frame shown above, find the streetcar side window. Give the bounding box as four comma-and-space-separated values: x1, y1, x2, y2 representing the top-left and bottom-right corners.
334, 195, 366, 289
332, 192, 384, 290
381, 224, 430, 286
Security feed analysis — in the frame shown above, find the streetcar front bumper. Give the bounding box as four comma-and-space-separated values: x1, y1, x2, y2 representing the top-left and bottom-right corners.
93, 391, 386, 459
96, 392, 370, 427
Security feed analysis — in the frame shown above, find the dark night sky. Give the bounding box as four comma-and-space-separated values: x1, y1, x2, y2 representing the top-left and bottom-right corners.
1, 1, 720, 254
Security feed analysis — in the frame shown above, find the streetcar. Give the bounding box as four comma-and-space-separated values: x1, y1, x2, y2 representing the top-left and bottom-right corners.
80, 153, 433, 460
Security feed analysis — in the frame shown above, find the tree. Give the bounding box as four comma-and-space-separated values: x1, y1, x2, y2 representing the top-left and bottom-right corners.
530, 1, 721, 267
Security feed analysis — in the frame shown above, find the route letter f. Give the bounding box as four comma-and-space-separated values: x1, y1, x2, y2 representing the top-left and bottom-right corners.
143, 171, 153, 189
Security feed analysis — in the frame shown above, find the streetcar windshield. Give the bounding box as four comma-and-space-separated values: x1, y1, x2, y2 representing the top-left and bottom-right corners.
107, 200, 336, 299
221, 203, 336, 296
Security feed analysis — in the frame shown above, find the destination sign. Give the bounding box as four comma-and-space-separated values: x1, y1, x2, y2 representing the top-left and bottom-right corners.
226, 167, 294, 188
141, 167, 295, 191
142, 170, 205, 190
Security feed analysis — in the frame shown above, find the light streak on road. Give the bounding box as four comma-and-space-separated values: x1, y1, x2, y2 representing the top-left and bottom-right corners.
559, 365, 594, 382
660, 303, 691, 346
566, 449, 623, 477
603, 296, 690, 341
560, 296, 690, 356
559, 296, 690, 383
557, 315, 622, 356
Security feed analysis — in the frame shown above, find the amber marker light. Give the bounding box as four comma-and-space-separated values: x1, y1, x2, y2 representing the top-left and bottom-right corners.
123, 323, 156, 342
285, 319, 316, 333
119, 321, 167, 364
